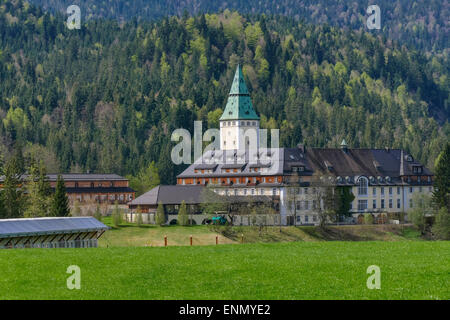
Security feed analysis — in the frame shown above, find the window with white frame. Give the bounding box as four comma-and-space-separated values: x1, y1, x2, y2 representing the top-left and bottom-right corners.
358, 200, 368, 211
358, 177, 368, 195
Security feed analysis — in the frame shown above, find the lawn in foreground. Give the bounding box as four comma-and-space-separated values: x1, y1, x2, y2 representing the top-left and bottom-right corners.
0, 241, 448, 300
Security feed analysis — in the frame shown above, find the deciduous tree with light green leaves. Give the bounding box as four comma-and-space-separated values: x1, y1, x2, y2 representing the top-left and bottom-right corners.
127, 161, 160, 196
178, 200, 189, 226
432, 207, 450, 240
24, 160, 52, 218
112, 201, 122, 227
409, 193, 433, 235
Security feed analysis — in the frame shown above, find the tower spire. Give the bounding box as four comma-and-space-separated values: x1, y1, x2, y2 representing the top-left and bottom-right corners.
219, 65, 259, 121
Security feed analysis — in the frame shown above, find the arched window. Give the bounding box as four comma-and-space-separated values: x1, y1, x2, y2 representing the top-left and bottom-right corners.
358, 177, 368, 195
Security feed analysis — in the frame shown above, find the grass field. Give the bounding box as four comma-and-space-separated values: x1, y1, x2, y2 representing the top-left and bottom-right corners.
0, 241, 448, 299
99, 216, 424, 247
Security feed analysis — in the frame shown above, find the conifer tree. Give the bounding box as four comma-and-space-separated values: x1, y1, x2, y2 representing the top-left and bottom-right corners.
432, 143, 450, 210
1, 155, 24, 218
51, 175, 70, 217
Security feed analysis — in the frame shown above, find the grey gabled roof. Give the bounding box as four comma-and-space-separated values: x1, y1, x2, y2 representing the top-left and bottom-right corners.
0, 217, 109, 239
44, 173, 127, 181
130, 185, 206, 206
0, 173, 128, 183
177, 146, 432, 186
129, 185, 277, 206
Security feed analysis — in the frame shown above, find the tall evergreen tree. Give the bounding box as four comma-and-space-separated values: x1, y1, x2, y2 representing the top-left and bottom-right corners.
1, 156, 25, 218
432, 143, 450, 210
51, 175, 70, 217
336, 187, 355, 222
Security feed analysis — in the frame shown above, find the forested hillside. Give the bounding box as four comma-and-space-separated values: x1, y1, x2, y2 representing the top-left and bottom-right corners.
0, 1, 448, 183
29, 0, 449, 53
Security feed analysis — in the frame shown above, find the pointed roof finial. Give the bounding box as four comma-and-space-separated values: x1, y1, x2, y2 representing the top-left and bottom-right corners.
229, 64, 249, 95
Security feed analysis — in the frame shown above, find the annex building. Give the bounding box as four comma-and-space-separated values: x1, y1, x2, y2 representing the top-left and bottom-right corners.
131, 65, 434, 226
0, 173, 135, 205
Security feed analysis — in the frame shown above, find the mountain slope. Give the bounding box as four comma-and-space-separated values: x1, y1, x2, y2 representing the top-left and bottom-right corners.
0, 1, 448, 182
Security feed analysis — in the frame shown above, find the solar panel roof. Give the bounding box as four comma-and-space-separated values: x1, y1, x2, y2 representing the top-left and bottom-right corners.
0, 217, 109, 238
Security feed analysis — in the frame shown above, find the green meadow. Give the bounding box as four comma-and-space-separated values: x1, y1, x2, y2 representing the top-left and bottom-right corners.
0, 241, 448, 300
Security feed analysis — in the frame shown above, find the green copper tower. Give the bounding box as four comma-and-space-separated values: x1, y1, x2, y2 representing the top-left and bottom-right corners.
219, 65, 259, 121
220, 65, 260, 150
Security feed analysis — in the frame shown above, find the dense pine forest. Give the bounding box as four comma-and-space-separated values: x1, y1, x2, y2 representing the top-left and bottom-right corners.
0, 0, 449, 184
29, 0, 449, 53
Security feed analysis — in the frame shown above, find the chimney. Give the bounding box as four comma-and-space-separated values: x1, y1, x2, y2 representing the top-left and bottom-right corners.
340, 139, 348, 153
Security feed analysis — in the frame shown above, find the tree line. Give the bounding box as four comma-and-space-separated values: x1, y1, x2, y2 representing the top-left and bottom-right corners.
0, 149, 70, 218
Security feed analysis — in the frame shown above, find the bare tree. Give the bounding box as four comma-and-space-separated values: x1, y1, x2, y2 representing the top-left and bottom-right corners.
307, 173, 338, 228
285, 169, 302, 225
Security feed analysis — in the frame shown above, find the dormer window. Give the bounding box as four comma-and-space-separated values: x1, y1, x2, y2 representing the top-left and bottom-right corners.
386, 176, 391, 183
406, 155, 413, 162
413, 166, 423, 174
